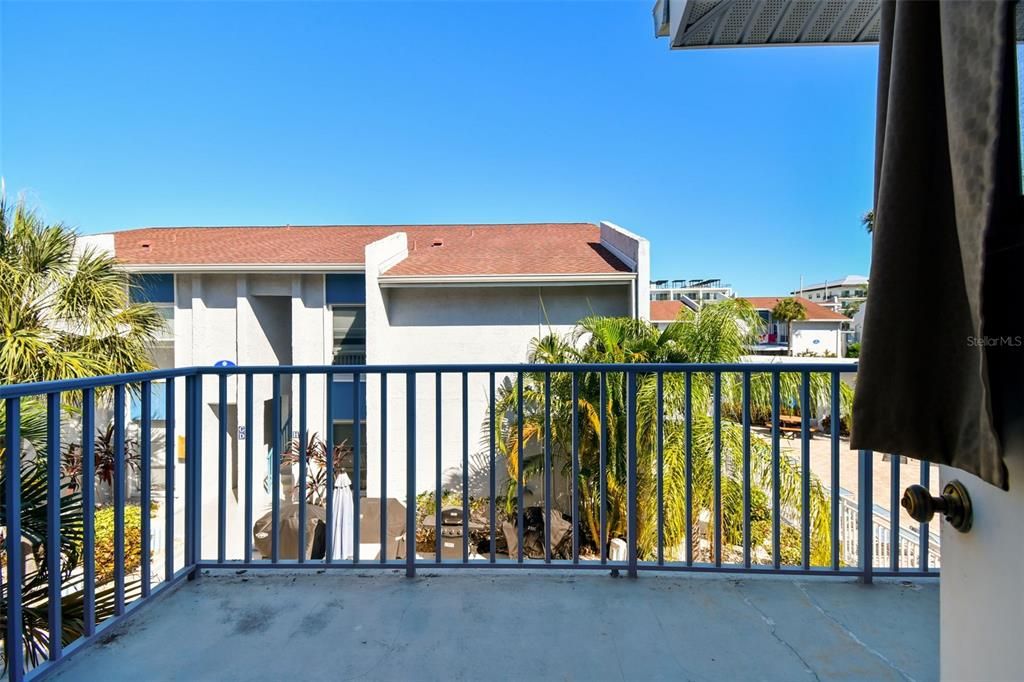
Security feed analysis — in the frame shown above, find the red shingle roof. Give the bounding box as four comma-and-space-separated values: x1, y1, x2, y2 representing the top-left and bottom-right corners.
650, 300, 685, 321
111, 223, 632, 277
741, 297, 850, 321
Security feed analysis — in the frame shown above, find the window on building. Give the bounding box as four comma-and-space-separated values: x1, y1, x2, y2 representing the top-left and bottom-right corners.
153, 303, 174, 342
332, 306, 366, 364
332, 421, 367, 493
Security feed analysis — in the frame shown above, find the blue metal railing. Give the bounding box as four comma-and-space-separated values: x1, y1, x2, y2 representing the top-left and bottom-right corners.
0, 361, 937, 681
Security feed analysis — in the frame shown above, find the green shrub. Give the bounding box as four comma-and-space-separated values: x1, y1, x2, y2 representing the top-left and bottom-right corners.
846, 342, 861, 358
93, 505, 143, 584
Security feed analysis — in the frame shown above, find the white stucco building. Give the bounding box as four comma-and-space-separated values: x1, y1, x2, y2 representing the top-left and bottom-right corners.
83, 221, 649, 558
650, 277, 733, 308
744, 297, 850, 357
649, 297, 850, 357
792, 275, 868, 315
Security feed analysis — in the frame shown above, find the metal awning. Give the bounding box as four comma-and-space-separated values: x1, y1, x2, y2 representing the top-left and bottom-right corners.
653, 0, 1024, 49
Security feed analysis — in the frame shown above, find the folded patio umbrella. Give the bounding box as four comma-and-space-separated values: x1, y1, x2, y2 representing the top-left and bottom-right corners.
332, 471, 355, 560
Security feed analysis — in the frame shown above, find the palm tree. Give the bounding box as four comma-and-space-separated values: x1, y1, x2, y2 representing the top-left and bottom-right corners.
0, 195, 165, 384
0, 196, 163, 670
770, 297, 807, 356
489, 300, 849, 565
861, 210, 874, 234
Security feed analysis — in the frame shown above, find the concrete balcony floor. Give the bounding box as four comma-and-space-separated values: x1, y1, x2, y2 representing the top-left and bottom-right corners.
52, 571, 937, 681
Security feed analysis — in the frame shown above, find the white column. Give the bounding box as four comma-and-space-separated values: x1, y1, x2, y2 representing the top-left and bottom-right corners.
940, 455, 1024, 681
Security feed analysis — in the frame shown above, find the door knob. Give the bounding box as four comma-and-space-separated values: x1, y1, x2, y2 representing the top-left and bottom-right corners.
901, 480, 973, 533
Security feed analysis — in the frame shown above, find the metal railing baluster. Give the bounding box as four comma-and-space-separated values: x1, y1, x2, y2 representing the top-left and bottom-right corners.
271, 373, 281, 563
771, 371, 781, 569
141, 382, 152, 595
113, 384, 126, 614
919, 460, 930, 572
544, 371, 552, 564
801, 371, 810, 570
82, 387, 96, 634
890, 452, 901, 572
859, 449, 874, 583
489, 372, 497, 564
218, 374, 228, 564
298, 374, 308, 563
194, 376, 203, 569
381, 374, 388, 565
830, 372, 840, 571
599, 372, 607, 565
5, 397, 24, 682
406, 372, 416, 577
244, 374, 253, 564
742, 372, 751, 569
571, 372, 580, 565
166, 379, 176, 581
626, 371, 638, 578
435, 372, 442, 563
713, 372, 722, 568
462, 372, 469, 564
657, 372, 665, 566
516, 372, 524, 564
46, 391, 63, 661
353, 374, 362, 564
325, 372, 334, 564
684, 371, 693, 567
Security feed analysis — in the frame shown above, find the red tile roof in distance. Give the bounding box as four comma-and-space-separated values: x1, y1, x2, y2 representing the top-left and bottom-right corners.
112, 223, 632, 277
741, 297, 850, 321
650, 300, 685, 321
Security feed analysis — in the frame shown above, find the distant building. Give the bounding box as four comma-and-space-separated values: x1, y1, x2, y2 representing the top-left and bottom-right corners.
744, 297, 850, 357
650, 296, 851, 357
80, 221, 649, 558
650, 299, 691, 329
651, 277, 733, 308
791, 275, 868, 315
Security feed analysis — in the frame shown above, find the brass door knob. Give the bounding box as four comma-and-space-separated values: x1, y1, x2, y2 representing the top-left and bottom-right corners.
901, 480, 973, 533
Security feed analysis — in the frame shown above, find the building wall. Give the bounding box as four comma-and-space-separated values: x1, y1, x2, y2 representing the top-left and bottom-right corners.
600, 221, 649, 319
170, 272, 329, 559
363, 234, 634, 505
940, 454, 1024, 681
790, 321, 844, 357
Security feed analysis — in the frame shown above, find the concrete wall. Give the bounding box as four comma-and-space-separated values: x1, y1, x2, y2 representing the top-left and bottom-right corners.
790, 321, 844, 357
170, 272, 328, 559
940, 454, 1024, 681
600, 221, 650, 320
364, 234, 633, 506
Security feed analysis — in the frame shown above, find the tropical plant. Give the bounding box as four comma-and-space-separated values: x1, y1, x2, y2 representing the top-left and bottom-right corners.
281, 433, 352, 507
862, 210, 874, 234
771, 297, 807, 356
0, 196, 163, 672
487, 300, 851, 565
0, 195, 165, 384
61, 424, 142, 493
846, 341, 861, 358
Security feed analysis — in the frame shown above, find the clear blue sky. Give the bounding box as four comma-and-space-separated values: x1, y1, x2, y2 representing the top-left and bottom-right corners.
1, 1, 877, 295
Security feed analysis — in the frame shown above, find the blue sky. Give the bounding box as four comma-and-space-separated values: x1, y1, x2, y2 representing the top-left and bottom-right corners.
1, 1, 877, 295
